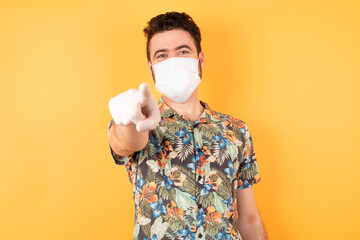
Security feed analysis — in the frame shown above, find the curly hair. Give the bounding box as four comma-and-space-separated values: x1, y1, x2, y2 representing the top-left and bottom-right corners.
143, 11, 202, 62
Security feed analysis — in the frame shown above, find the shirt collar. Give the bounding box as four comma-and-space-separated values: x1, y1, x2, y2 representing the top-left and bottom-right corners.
158, 96, 215, 124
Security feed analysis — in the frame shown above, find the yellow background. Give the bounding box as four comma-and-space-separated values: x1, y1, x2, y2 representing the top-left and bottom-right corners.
1, 0, 359, 239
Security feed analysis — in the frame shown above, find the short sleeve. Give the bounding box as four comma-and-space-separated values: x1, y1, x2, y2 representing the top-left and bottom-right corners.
107, 119, 135, 165
236, 122, 261, 189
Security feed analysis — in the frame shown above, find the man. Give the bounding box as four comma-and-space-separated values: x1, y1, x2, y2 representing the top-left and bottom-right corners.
107, 12, 267, 240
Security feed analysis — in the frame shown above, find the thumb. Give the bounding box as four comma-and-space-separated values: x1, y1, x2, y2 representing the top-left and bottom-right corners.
136, 117, 157, 132
136, 105, 161, 132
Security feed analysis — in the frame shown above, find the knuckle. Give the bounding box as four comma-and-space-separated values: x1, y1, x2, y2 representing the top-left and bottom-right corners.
127, 88, 138, 96
122, 118, 131, 126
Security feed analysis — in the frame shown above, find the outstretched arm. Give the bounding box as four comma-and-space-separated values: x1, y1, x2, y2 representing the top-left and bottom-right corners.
108, 83, 160, 156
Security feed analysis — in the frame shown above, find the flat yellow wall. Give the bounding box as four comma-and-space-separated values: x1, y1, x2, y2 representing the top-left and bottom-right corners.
1, 0, 359, 239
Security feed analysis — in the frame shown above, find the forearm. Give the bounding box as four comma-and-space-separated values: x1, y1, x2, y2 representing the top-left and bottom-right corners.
108, 122, 149, 156
238, 217, 267, 240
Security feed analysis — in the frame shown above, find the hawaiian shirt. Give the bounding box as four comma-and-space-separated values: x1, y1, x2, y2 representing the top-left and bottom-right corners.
107, 96, 261, 240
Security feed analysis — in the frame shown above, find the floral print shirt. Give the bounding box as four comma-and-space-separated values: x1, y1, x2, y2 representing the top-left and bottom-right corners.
107, 96, 261, 240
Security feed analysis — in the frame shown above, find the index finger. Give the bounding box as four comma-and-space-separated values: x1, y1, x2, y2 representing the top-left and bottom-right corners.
138, 83, 153, 107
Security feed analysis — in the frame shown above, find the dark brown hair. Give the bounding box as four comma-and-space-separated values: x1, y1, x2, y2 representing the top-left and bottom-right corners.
143, 11, 202, 62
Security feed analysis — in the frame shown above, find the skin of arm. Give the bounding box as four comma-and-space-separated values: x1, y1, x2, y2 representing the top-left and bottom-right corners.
108, 123, 149, 156
237, 187, 267, 240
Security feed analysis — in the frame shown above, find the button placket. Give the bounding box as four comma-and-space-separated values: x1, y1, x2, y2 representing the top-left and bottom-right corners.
193, 123, 206, 239
188, 123, 198, 237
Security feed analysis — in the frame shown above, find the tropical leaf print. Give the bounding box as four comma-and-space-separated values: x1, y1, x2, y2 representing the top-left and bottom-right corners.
138, 215, 151, 226
146, 160, 162, 173
175, 137, 195, 162
209, 170, 232, 199
196, 191, 215, 209
201, 124, 220, 139
213, 192, 227, 214
108, 96, 261, 239
150, 217, 169, 239
164, 228, 184, 240
226, 144, 239, 161
240, 161, 261, 181
163, 122, 183, 135
212, 143, 230, 166
156, 185, 174, 201
174, 188, 193, 211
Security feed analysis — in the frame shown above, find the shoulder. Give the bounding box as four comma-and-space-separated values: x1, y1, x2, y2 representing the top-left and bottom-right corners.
209, 108, 248, 130
207, 108, 254, 145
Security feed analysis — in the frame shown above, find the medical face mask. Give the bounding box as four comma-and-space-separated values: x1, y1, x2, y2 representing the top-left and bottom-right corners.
151, 56, 201, 103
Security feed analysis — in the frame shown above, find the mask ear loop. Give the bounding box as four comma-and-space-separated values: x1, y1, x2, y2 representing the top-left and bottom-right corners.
197, 53, 202, 79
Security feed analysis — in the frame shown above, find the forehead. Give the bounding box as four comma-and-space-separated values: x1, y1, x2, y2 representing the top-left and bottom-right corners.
149, 29, 196, 54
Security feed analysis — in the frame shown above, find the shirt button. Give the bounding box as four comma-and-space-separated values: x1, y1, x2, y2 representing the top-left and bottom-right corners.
199, 233, 203, 238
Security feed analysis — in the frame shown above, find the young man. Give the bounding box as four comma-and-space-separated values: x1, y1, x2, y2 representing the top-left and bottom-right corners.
108, 12, 267, 240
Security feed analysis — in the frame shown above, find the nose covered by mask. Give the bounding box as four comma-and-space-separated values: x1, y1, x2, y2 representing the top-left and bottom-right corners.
151, 56, 201, 103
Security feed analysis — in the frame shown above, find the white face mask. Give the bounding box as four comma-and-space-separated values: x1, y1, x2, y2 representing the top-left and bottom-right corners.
151, 56, 201, 103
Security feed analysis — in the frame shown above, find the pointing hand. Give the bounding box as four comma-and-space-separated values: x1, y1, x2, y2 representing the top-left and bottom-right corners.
109, 83, 161, 132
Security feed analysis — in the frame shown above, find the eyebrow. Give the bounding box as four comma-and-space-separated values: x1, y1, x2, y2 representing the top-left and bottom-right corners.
153, 45, 193, 59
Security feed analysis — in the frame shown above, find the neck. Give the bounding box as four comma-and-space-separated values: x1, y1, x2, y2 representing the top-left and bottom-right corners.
162, 89, 204, 122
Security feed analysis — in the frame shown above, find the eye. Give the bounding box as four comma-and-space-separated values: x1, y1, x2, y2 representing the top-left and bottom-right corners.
179, 50, 189, 55
157, 54, 167, 59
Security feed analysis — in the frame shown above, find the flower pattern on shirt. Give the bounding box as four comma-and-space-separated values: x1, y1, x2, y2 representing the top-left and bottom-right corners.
107, 96, 261, 240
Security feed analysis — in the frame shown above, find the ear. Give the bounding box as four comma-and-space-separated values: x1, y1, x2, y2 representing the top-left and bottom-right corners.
199, 51, 205, 69
147, 60, 152, 74
148, 60, 156, 83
